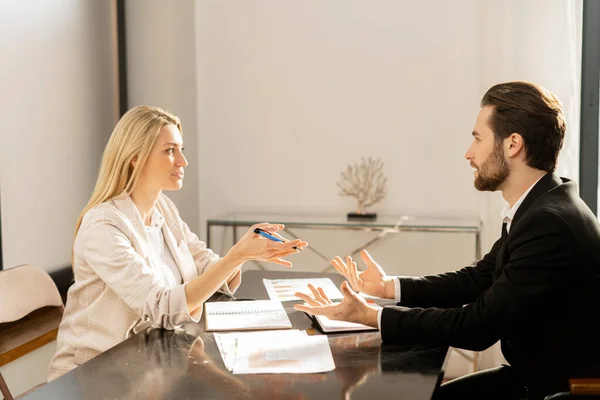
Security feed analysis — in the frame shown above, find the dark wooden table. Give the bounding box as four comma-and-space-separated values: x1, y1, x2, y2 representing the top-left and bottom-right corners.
24, 270, 450, 400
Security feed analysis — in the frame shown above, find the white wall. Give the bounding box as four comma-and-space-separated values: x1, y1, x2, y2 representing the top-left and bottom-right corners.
195, 0, 481, 221
195, 0, 482, 277
125, 0, 200, 233
0, 1, 118, 393
0, 0, 119, 273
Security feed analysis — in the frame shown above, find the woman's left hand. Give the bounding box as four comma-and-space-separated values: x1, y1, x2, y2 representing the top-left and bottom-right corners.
228, 223, 308, 267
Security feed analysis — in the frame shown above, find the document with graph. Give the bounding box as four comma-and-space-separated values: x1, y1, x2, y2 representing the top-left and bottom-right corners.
263, 278, 344, 302
231, 331, 335, 374
204, 300, 292, 331
214, 330, 308, 372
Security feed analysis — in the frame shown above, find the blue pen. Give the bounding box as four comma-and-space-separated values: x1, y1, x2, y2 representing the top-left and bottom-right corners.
253, 228, 302, 251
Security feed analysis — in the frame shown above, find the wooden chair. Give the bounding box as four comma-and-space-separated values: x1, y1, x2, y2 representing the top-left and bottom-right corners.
0, 374, 11, 400
0, 265, 64, 400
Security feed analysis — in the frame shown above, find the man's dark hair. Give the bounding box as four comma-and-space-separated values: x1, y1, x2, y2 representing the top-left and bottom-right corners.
481, 81, 566, 172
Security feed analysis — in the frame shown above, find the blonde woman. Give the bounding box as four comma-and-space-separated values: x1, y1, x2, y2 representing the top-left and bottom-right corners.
48, 106, 307, 381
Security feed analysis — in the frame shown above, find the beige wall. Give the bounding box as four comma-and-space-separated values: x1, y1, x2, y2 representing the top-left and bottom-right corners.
125, 0, 200, 233
195, 0, 482, 276
0, 0, 119, 273
0, 0, 118, 393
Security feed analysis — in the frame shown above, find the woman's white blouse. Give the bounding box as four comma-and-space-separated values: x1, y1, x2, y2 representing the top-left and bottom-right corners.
145, 208, 183, 287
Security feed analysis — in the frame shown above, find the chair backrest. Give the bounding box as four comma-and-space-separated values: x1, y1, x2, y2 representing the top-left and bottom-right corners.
0, 264, 63, 324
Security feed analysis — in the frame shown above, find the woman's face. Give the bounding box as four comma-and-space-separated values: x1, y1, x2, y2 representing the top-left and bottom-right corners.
138, 124, 187, 192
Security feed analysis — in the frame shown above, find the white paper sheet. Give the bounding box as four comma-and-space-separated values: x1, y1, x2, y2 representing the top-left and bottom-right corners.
214, 330, 307, 371
232, 333, 335, 374
263, 278, 344, 302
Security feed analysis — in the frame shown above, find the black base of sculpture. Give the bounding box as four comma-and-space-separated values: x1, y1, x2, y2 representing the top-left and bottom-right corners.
347, 212, 377, 222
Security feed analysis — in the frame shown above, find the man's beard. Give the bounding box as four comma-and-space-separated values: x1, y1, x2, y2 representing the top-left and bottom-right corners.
474, 145, 509, 191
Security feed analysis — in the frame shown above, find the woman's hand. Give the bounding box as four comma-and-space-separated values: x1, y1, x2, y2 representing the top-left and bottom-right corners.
228, 223, 308, 267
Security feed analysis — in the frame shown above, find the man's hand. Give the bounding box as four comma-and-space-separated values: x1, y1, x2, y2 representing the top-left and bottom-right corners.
331, 250, 395, 299
293, 281, 379, 328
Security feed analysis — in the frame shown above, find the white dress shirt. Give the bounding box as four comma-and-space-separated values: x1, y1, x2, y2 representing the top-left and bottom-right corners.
501, 173, 546, 233
376, 173, 547, 330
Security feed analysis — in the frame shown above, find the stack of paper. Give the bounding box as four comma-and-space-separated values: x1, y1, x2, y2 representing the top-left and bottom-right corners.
214, 330, 335, 374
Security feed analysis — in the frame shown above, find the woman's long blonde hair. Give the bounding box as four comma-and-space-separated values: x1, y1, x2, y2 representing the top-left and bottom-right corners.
74, 105, 182, 240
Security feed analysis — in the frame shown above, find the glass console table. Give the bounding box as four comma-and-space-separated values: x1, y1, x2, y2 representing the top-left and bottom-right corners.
207, 213, 482, 265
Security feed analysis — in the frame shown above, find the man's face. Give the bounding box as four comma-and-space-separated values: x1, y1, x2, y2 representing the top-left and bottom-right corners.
464, 106, 509, 191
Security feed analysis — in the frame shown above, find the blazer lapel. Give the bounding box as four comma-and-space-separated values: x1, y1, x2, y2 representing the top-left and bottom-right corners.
155, 202, 197, 283
112, 192, 197, 283
111, 192, 153, 257
161, 223, 196, 283
493, 173, 563, 278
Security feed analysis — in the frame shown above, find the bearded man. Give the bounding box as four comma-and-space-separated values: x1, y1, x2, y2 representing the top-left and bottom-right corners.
296, 81, 600, 400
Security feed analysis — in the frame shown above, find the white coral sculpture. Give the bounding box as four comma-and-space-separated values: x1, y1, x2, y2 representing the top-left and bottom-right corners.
337, 157, 387, 214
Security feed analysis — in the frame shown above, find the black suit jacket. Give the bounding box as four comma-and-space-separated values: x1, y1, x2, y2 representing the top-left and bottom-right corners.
381, 173, 600, 399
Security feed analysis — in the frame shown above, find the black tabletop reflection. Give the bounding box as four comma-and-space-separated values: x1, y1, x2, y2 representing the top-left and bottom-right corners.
25, 271, 449, 400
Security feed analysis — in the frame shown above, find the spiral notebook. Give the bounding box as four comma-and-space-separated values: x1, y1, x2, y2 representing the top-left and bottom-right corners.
205, 300, 293, 332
